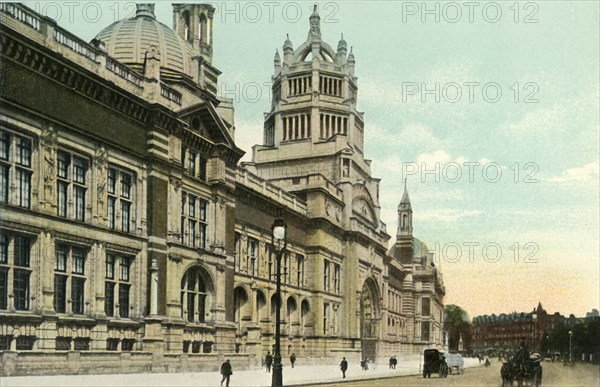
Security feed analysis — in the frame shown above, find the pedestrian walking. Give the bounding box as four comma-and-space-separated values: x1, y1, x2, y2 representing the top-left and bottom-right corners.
220, 359, 233, 387
389, 356, 393, 369
339, 357, 348, 378
265, 351, 273, 373
361, 357, 369, 370
392, 356, 397, 369
290, 353, 296, 368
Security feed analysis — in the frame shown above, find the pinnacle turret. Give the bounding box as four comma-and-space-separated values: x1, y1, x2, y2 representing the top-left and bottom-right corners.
308, 4, 321, 39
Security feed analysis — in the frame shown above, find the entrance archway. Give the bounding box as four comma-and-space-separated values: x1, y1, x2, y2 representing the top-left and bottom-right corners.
360, 277, 380, 361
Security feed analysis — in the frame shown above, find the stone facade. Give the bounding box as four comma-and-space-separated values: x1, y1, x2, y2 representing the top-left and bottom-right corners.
0, 3, 445, 376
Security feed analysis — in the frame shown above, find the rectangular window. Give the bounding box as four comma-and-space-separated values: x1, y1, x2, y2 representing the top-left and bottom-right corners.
58, 181, 68, 217
15, 137, 31, 167
334, 264, 340, 293
74, 186, 85, 221
0, 235, 7, 264
181, 192, 208, 248
234, 233, 241, 272
297, 255, 304, 287
57, 151, 88, 221
0, 164, 8, 203
15, 169, 31, 208
54, 245, 87, 314
73, 338, 90, 351
107, 168, 116, 194
106, 338, 118, 351
16, 336, 35, 350
120, 257, 130, 281
72, 249, 85, 275
323, 261, 329, 291
248, 238, 257, 277
55, 336, 71, 351
199, 199, 207, 248
105, 281, 115, 317
121, 339, 134, 351
107, 167, 134, 233
0, 132, 33, 208
0, 268, 8, 310
188, 151, 196, 175
121, 173, 131, 199
421, 297, 431, 317
283, 252, 290, 284
119, 284, 130, 318
323, 303, 329, 335
73, 157, 86, 184
105, 254, 133, 318
54, 274, 67, 313
13, 269, 30, 310
0, 234, 32, 311
58, 152, 69, 179
71, 277, 85, 314
56, 247, 67, 272
121, 201, 131, 232
14, 236, 30, 267
108, 197, 116, 229
0, 132, 9, 160
199, 157, 207, 181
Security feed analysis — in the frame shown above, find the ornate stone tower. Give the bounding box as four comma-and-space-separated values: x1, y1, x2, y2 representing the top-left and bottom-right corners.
172, 3, 215, 64
243, 4, 390, 355
246, 4, 381, 222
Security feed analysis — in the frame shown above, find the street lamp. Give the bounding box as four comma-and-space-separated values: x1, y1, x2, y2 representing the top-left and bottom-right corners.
531, 308, 537, 352
271, 218, 287, 387
568, 330, 573, 363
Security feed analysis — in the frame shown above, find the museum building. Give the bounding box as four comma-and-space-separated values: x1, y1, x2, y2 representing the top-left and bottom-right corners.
0, 3, 445, 375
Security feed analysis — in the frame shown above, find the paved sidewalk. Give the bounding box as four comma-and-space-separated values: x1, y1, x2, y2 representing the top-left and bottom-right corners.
2, 358, 481, 387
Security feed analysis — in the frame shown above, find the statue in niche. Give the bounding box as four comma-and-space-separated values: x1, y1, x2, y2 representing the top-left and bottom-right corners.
94, 146, 108, 216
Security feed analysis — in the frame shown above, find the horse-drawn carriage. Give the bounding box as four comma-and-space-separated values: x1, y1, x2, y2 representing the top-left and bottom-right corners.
446, 352, 464, 375
422, 349, 449, 378
501, 352, 543, 386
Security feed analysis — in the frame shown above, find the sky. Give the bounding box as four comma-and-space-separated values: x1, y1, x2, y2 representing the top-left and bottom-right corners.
24, 1, 600, 319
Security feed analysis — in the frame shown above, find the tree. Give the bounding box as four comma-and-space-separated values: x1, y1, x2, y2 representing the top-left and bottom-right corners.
444, 305, 471, 352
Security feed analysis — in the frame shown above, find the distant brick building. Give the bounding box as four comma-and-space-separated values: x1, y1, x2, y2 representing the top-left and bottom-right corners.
472, 303, 554, 353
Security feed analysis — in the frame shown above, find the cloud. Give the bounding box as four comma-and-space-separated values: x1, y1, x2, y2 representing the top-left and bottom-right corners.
548, 162, 599, 183
507, 106, 564, 136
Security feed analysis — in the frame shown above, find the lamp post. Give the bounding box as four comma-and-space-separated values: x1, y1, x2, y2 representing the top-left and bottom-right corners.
531, 308, 537, 352
568, 330, 573, 363
271, 218, 287, 387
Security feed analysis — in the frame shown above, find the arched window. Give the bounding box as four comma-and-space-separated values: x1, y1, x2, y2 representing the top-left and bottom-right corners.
199, 14, 207, 44
287, 296, 297, 334
233, 286, 248, 325
181, 267, 211, 323
256, 290, 267, 322
181, 11, 191, 41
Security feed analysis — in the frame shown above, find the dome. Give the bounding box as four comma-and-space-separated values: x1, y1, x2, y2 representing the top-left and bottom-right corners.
94, 5, 195, 78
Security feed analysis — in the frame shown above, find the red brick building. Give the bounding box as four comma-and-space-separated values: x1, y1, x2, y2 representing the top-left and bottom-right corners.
472, 303, 555, 354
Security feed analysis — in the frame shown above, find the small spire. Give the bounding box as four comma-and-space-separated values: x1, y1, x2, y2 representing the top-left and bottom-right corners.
309, 4, 321, 38
274, 49, 281, 61
348, 46, 355, 61
399, 178, 411, 208
283, 34, 293, 51
311, 4, 319, 18
337, 33, 347, 53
